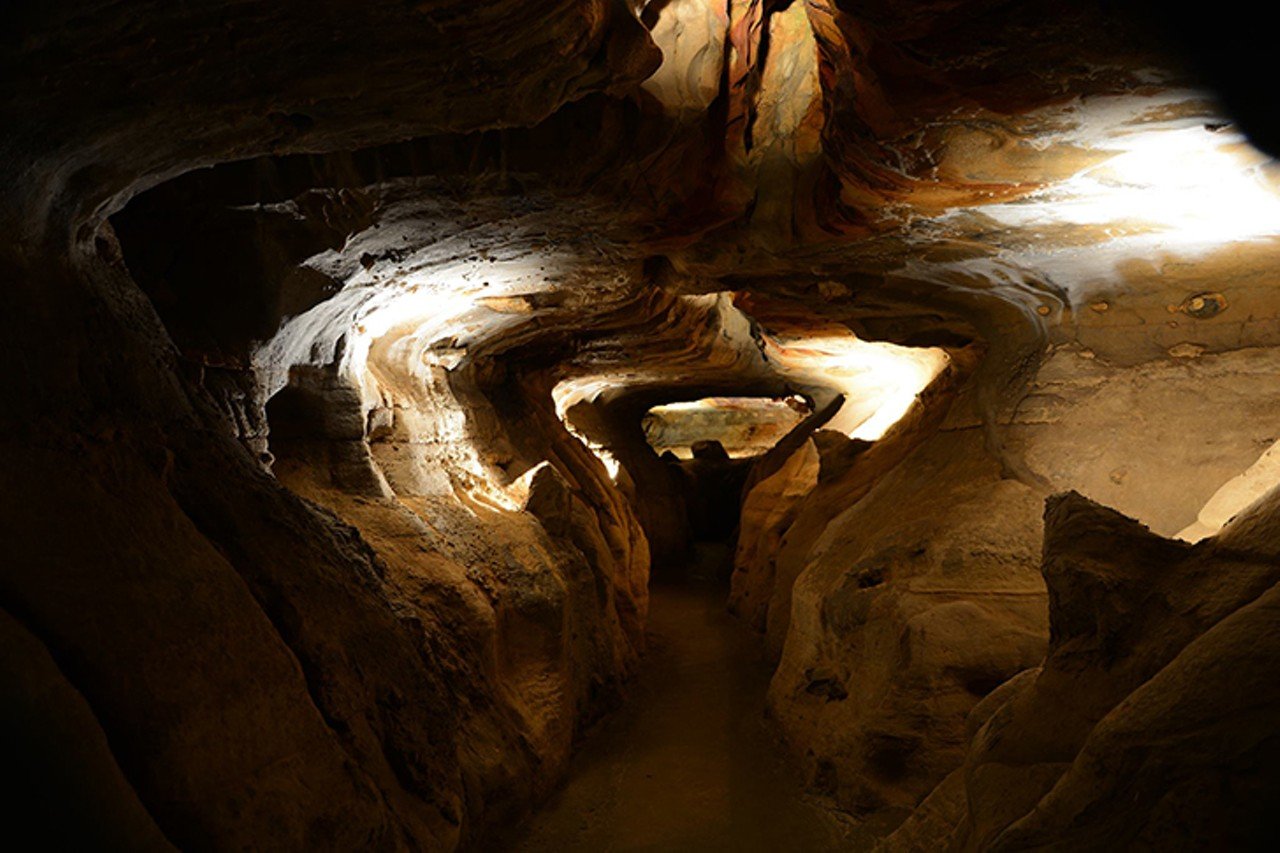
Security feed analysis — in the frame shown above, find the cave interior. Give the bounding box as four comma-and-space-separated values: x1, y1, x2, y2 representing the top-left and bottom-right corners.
4, 0, 1280, 850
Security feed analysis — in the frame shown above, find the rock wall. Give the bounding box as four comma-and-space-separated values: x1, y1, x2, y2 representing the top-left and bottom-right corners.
743, 340, 1280, 826
767, 428, 1048, 816
879, 489, 1280, 850
0, 2, 661, 848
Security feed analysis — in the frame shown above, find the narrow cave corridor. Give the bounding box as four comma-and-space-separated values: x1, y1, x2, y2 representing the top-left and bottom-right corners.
499, 581, 889, 853
6, 1, 1280, 851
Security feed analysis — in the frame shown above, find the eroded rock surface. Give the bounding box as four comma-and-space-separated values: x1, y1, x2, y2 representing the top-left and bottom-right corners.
879, 491, 1280, 850
5, 0, 1280, 847
769, 429, 1048, 817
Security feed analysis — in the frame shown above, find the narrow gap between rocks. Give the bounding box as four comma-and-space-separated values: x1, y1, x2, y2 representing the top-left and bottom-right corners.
496, 580, 896, 852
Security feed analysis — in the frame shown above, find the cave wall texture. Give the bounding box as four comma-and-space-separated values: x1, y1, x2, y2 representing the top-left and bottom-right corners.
4, 0, 1280, 849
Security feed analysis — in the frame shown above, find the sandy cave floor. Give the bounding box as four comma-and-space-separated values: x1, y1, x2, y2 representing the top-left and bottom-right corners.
499, 578, 891, 852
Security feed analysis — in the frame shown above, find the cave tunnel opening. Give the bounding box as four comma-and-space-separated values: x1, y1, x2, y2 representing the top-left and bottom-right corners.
643, 395, 811, 460
642, 395, 813, 581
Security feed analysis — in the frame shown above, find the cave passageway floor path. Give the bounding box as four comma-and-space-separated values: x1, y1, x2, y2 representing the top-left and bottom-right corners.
504, 581, 881, 852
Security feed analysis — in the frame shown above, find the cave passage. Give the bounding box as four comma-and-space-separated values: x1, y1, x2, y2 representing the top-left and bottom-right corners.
498, 580, 889, 852
9, 0, 1280, 850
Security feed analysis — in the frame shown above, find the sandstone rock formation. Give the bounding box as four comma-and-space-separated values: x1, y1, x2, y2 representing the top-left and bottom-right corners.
878, 490, 1280, 850
5, 0, 1280, 849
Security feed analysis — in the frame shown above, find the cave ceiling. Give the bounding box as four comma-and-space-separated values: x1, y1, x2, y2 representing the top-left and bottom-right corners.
7, 0, 1280, 468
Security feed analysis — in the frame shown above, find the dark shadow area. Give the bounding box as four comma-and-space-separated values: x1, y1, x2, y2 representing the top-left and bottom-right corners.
663, 440, 754, 583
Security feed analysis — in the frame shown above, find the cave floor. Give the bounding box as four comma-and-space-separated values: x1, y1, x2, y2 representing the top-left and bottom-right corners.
502, 579, 883, 852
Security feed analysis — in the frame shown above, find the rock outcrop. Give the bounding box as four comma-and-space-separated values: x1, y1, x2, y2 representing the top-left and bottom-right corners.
879, 490, 1280, 850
